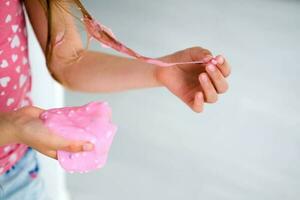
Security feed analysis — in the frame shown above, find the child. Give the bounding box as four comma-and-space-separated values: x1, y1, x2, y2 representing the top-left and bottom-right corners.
0, 0, 231, 199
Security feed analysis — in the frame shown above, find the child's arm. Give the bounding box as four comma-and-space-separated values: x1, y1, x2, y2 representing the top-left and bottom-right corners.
51, 51, 162, 93
24, 0, 230, 112
24, 0, 160, 92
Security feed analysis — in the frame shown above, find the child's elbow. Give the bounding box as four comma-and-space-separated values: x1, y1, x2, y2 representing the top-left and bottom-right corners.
47, 47, 85, 90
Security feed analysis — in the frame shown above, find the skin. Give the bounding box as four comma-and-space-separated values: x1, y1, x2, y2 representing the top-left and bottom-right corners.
0, 0, 231, 159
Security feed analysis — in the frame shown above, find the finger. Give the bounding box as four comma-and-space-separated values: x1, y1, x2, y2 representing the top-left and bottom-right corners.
206, 64, 229, 93
192, 92, 204, 113
46, 150, 57, 159
18, 106, 44, 117
188, 47, 213, 62
37, 148, 57, 160
36, 130, 94, 152
62, 141, 94, 152
21, 118, 95, 153
199, 73, 218, 103
214, 55, 231, 77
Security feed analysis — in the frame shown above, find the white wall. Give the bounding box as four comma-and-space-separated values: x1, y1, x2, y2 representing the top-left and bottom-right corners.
65, 0, 300, 200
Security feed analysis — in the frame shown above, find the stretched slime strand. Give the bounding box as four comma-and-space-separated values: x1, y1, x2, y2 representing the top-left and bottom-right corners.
83, 17, 206, 67
72, 0, 206, 67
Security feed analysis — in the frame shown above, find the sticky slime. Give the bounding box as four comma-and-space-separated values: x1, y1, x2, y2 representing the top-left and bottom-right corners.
40, 102, 117, 173
83, 17, 206, 67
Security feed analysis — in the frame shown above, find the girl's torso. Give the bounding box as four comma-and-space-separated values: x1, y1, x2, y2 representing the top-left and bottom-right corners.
0, 0, 32, 175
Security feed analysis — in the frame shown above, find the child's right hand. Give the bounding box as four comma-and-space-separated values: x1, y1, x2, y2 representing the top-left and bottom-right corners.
0, 106, 94, 159
155, 47, 231, 113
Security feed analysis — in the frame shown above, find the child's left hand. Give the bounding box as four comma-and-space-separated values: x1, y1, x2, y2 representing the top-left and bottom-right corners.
155, 47, 231, 113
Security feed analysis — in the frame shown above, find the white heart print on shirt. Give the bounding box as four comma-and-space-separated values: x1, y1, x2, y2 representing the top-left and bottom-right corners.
12, 25, 19, 33
3, 146, 11, 153
22, 57, 28, 65
0, 77, 11, 87
12, 54, 18, 62
15, 66, 21, 73
1, 59, 9, 68
11, 35, 20, 48
19, 74, 27, 88
6, 98, 15, 107
5, 14, 12, 23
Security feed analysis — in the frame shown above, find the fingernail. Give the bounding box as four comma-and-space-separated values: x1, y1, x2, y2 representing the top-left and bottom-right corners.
211, 59, 218, 65
83, 143, 94, 151
203, 55, 213, 62
217, 56, 224, 65
201, 74, 208, 82
197, 93, 203, 100
207, 64, 216, 72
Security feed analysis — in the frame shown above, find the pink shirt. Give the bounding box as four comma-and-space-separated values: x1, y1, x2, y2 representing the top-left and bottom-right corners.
0, 0, 32, 175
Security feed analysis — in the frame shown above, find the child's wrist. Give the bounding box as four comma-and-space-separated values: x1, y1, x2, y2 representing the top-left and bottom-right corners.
151, 65, 164, 87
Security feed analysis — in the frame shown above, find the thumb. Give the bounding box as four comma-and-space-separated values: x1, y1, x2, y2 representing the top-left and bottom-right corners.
36, 127, 94, 152
188, 47, 213, 62
158, 47, 213, 63
18, 106, 44, 118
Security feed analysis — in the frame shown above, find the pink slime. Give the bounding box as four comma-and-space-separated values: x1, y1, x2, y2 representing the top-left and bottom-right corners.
40, 14, 211, 174
83, 17, 206, 67
40, 102, 117, 173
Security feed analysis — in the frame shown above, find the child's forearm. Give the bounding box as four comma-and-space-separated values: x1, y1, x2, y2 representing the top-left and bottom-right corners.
61, 51, 163, 93
0, 113, 17, 146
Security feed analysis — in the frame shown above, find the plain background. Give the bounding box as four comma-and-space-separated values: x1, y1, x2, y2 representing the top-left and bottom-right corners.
62, 0, 300, 199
